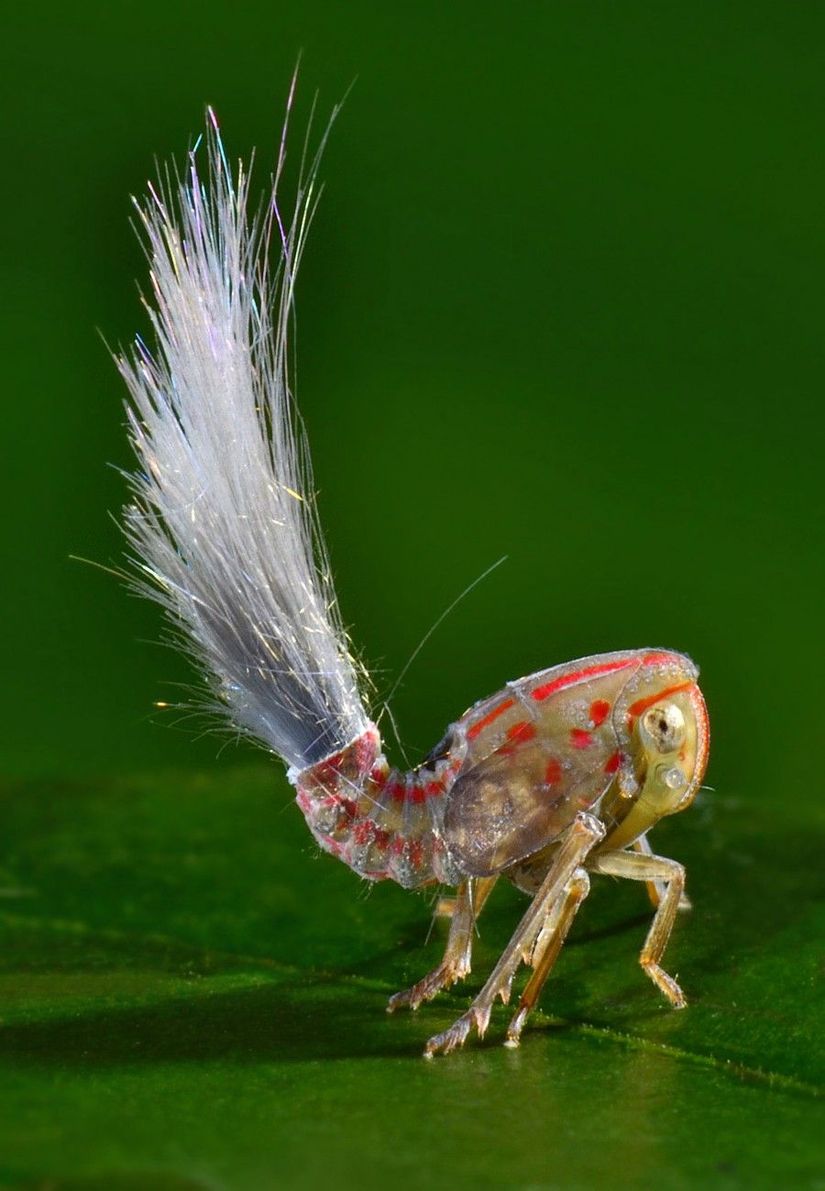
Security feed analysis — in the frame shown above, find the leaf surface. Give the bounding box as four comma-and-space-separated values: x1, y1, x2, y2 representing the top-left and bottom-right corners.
0, 768, 822, 1190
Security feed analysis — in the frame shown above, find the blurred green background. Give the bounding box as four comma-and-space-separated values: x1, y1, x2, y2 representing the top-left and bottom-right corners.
4, 0, 823, 791
2, 2, 824, 1189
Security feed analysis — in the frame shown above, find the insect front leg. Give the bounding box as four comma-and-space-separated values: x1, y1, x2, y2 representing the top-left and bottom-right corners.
504, 866, 591, 1048
589, 848, 688, 1008
387, 876, 498, 1013
424, 812, 605, 1057
632, 834, 692, 912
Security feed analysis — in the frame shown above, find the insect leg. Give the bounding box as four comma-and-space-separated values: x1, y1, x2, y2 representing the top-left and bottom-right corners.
504, 867, 591, 1048
632, 834, 692, 912
424, 812, 605, 1057
387, 876, 498, 1012
589, 848, 687, 1008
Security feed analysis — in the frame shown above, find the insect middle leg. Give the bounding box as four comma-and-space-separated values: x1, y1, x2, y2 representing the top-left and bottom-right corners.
589, 848, 688, 1008
424, 811, 605, 1057
504, 867, 591, 1047
387, 876, 498, 1012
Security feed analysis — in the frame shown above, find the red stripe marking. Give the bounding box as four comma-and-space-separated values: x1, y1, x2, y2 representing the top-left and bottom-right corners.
544, 758, 563, 785
627, 681, 693, 720
410, 781, 426, 804
467, 697, 515, 740
506, 721, 536, 745
604, 750, 622, 775
531, 658, 635, 703
570, 728, 594, 749
589, 699, 611, 727
642, 651, 679, 667
688, 684, 711, 785
373, 828, 391, 850
424, 780, 444, 798
409, 839, 424, 868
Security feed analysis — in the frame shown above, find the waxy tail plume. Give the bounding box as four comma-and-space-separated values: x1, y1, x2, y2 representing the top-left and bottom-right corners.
118, 99, 371, 772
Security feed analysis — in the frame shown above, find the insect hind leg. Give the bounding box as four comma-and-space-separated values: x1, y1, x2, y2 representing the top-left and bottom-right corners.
424, 811, 605, 1057
504, 867, 591, 1047
387, 876, 497, 1013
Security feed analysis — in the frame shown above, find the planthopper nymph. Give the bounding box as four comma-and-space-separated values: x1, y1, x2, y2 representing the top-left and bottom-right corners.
117, 89, 710, 1056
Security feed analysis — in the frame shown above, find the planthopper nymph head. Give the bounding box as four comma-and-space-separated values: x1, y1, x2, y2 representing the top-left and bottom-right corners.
601, 652, 710, 849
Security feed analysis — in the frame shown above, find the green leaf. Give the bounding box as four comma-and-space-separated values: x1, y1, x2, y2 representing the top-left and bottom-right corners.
0, 767, 822, 1190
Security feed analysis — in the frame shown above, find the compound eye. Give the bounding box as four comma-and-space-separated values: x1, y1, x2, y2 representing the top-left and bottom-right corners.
642, 703, 686, 753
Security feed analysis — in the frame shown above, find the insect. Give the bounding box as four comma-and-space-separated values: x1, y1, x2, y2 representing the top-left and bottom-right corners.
117, 91, 710, 1056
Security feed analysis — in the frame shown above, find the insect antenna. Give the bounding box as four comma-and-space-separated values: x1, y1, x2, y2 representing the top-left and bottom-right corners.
379, 555, 509, 753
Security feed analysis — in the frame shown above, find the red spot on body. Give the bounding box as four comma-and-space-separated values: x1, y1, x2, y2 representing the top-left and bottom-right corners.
390, 837, 406, 855
507, 721, 536, 745
410, 781, 426, 804
604, 750, 622, 775
353, 819, 374, 845
317, 754, 340, 779
388, 779, 406, 803
531, 658, 635, 703
409, 839, 424, 868
339, 797, 357, 821
627, 681, 693, 720
496, 719, 537, 757
544, 758, 563, 785
467, 697, 515, 740
424, 780, 443, 798
373, 828, 391, 850
589, 699, 611, 727
570, 728, 594, 749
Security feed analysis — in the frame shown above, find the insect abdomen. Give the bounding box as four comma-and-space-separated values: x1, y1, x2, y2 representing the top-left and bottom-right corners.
292, 728, 464, 888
